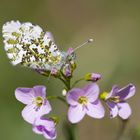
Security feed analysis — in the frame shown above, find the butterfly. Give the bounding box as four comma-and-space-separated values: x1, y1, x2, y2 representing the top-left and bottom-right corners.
2, 21, 73, 73
2, 21, 93, 76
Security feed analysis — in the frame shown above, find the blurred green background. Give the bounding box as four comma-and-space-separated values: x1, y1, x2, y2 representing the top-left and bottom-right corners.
0, 0, 140, 140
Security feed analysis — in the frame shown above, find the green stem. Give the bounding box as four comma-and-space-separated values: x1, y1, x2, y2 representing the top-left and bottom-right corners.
46, 71, 77, 140
61, 71, 71, 89
47, 95, 67, 106
63, 122, 77, 140
72, 78, 84, 88
58, 74, 70, 90
58, 73, 77, 140
115, 118, 129, 140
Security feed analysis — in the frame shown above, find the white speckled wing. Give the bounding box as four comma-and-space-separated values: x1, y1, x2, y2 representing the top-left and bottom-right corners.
2, 21, 66, 71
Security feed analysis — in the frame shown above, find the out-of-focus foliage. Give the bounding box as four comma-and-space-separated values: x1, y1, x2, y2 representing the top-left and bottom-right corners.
128, 125, 140, 140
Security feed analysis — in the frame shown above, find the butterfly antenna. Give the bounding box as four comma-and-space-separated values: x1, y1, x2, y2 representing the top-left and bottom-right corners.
72, 38, 93, 52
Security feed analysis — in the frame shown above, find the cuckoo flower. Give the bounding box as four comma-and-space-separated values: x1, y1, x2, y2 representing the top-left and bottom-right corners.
102, 84, 135, 119
33, 117, 57, 140
66, 83, 105, 123
15, 85, 51, 124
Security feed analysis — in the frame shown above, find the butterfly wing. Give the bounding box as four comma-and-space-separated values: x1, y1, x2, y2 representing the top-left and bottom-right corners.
2, 21, 66, 71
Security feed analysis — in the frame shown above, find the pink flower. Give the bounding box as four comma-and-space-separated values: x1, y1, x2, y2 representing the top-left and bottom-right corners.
15, 86, 51, 124
66, 83, 105, 123
33, 117, 57, 139
104, 84, 135, 119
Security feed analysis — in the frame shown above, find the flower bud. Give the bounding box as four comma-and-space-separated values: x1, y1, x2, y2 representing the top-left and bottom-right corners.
85, 73, 101, 82
35, 69, 50, 76
70, 61, 77, 70
99, 92, 108, 100
62, 89, 67, 96
51, 68, 59, 76
62, 64, 72, 77
67, 47, 74, 54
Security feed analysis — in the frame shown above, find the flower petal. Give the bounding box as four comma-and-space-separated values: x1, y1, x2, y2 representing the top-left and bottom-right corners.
33, 117, 57, 139
116, 84, 135, 100
22, 101, 51, 124
33, 85, 46, 97
118, 102, 131, 119
43, 128, 57, 140
91, 73, 101, 82
15, 88, 34, 104
68, 105, 86, 123
86, 100, 105, 119
106, 101, 118, 118
32, 125, 43, 135
34, 117, 55, 131
106, 85, 119, 100
83, 83, 99, 102
66, 88, 84, 105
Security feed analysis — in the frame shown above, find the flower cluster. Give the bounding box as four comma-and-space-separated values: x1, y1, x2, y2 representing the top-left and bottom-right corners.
2, 21, 136, 140
15, 86, 56, 139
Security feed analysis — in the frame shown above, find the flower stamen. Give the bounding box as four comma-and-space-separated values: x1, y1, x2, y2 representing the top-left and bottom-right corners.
109, 96, 120, 103
78, 96, 88, 105
33, 96, 43, 107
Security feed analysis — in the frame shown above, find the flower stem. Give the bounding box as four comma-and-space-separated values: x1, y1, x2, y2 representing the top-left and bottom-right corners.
58, 74, 77, 140
63, 122, 77, 140
47, 71, 77, 140
115, 118, 129, 140
72, 78, 84, 88
58, 75, 70, 90
47, 95, 68, 106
